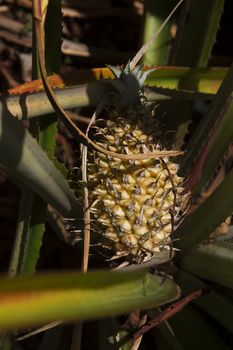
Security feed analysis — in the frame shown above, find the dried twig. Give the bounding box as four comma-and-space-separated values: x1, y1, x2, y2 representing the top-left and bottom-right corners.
132, 288, 209, 342
81, 113, 96, 272
81, 93, 111, 271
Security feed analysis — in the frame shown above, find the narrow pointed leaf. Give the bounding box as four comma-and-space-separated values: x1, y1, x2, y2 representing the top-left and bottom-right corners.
174, 168, 233, 257
167, 305, 228, 350
192, 98, 233, 195
142, 0, 173, 65
163, 0, 223, 142
176, 270, 233, 333
170, 0, 224, 66
146, 86, 213, 101
179, 242, 233, 289
153, 322, 184, 350
5, 83, 212, 123
18, 0, 62, 274
6, 67, 227, 95
181, 63, 233, 188
3, 67, 227, 119
147, 67, 227, 92
3, 71, 222, 122
4, 82, 110, 120
0, 270, 180, 330
0, 104, 80, 217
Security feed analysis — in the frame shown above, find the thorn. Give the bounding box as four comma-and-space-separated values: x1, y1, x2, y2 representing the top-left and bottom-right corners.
116, 191, 122, 200
123, 174, 129, 184
139, 170, 146, 178
134, 186, 141, 195
145, 198, 153, 206
128, 201, 136, 212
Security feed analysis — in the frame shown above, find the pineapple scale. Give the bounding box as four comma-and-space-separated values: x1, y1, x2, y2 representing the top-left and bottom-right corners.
88, 105, 186, 263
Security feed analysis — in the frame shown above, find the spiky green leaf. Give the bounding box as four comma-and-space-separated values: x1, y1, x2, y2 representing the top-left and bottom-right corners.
0, 104, 80, 217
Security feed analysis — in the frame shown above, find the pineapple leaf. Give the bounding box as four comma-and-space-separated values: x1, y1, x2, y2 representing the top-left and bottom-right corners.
105, 64, 122, 79
170, 0, 225, 66
18, 0, 63, 275
146, 86, 214, 101
138, 67, 157, 87
132, 0, 184, 68
3, 82, 110, 119
154, 322, 184, 350
6, 67, 227, 96
124, 60, 131, 74
1, 76, 218, 121
143, 66, 226, 93
178, 240, 233, 289
166, 305, 228, 350
0, 270, 180, 330
142, 0, 173, 66
161, 0, 224, 142
181, 62, 233, 194
176, 270, 233, 333
0, 104, 80, 217
174, 168, 233, 258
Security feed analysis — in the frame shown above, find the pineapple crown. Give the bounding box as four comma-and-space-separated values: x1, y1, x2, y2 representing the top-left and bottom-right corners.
107, 61, 156, 108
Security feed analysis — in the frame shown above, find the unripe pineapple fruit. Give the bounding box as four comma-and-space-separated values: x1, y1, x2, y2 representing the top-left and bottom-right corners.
87, 64, 188, 263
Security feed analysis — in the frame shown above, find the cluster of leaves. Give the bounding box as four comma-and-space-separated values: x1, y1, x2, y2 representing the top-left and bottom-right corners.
0, 0, 233, 349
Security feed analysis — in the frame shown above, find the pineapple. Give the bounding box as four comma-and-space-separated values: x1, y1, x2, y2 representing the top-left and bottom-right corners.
87, 64, 188, 264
